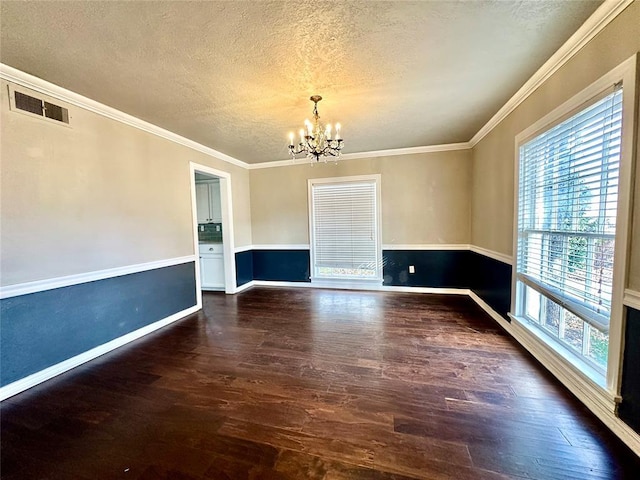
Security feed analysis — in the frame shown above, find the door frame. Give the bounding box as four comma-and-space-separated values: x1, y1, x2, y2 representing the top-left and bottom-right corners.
189, 162, 237, 300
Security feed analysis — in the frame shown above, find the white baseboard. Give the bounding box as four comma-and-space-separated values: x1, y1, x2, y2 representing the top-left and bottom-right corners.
233, 280, 256, 293
0, 304, 199, 401
252, 280, 314, 289
250, 280, 468, 295
468, 290, 640, 457
382, 285, 469, 295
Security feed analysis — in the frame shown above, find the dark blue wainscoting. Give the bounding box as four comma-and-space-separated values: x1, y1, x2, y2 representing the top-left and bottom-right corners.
235, 250, 254, 287
382, 250, 470, 288
468, 252, 512, 320
0, 262, 197, 387
619, 306, 640, 433
235, 248, 512, 321
252, 250, 311, 282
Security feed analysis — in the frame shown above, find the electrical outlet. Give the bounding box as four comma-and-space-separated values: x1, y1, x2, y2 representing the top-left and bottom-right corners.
216, 225, 221, 232
199, 225, 205, 232
409, 265, 415, 274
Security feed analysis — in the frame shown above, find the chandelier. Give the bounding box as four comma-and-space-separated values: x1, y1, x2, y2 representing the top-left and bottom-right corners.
288, 95, 343, 163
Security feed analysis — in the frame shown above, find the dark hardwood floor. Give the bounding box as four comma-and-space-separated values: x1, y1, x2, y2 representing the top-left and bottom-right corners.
2, 287, 639, 479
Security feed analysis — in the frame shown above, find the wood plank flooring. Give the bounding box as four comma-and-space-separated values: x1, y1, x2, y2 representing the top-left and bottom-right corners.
2, 287, 639, 479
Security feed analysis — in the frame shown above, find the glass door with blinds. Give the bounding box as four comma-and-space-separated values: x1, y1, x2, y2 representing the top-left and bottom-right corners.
515, 86, 623, 375
308, 175, 382, 283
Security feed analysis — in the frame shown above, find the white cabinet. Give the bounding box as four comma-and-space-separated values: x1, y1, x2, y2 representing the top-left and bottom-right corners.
209, 181, 222, 222
199, 243, 225, 290
195, 183, 211, 223
195, 180, 222, 223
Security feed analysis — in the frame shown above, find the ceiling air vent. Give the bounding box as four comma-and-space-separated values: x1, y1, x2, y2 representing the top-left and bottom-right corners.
9, 86, 70, 125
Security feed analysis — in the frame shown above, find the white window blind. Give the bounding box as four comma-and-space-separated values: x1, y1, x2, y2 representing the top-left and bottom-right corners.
517, 87, 623, 333
311, 180, 380, 279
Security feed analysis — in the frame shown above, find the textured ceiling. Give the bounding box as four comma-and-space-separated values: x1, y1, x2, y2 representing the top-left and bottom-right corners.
0, 1, 603, 163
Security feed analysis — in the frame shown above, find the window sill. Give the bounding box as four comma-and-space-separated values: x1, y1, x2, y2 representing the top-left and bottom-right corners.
508, 313, 620, 412
310, 277, 383, 290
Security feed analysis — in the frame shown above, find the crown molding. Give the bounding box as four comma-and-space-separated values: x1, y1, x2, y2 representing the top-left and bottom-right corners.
2, 0, 630, 170
247, 142, 471, 170
468, 0, 634, 148
0, 64, 249, 170
339, 143, 472, 160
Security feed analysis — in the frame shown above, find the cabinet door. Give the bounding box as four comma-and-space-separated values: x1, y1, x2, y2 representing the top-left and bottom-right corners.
196, 183, 212, 223
200, 254, 225, 289
209, 182, 222, 222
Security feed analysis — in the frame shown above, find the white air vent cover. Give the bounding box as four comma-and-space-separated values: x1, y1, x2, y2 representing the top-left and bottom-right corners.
8, 86, 70, 125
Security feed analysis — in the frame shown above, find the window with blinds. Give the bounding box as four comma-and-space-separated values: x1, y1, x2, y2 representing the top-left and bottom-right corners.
309, 177, 381, 281
516, 87, 622, 372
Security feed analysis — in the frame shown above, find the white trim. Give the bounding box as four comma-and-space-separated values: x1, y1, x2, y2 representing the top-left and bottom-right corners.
311, 278, 383, 289
248, 158, 313, 170
0, 256, 196, 300
0, 64, 249, 169
382, 286, 469, 295
624, 289, 640, 311
1, 0, 631, 172
0, 304, 199, 401
339, 143, 471, 160
0, 245, 564, 301
248, 143, 471, 169
234, 280, 256, 293
469, 245, 513, 265
468, 291, 640, 457
253, 280, 315, 289
189, 163, 237, 295
251, 280, 468, 295
514, 58, 635, 145
383, 244, 470, 251
251, 244, 310, 250
469, 0, 634, 147
0, 63, 472, 171
237, 244, 473, 252
510, 313, 608, 389
469, 291, 513, 330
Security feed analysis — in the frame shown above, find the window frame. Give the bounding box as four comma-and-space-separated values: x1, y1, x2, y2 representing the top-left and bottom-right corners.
308, 174, 383, 287
511, 54, 638, 396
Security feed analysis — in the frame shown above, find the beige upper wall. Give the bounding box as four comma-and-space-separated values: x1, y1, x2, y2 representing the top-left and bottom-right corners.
0, 81, 252, 286
471, 2, 640, 287
250, 150, 472, 246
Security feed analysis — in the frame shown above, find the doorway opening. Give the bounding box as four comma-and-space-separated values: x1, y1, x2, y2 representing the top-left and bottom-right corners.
189, 163, 236, 302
